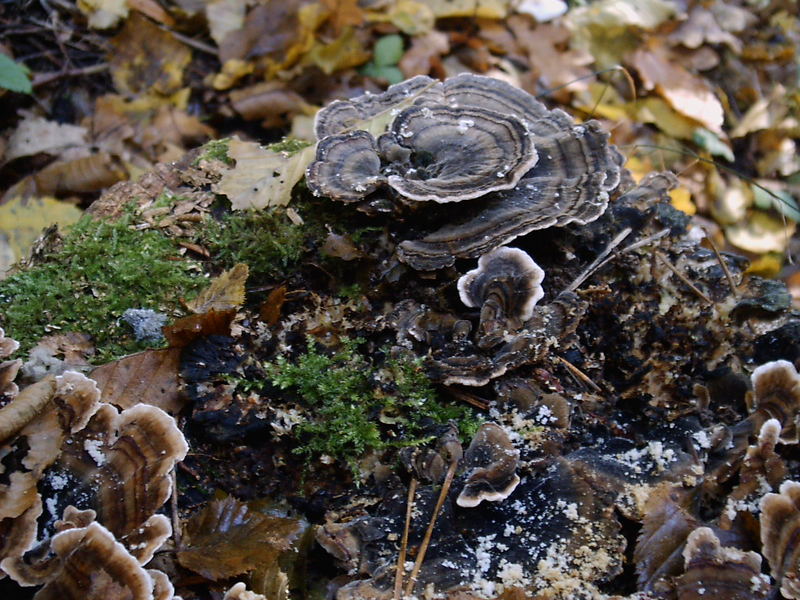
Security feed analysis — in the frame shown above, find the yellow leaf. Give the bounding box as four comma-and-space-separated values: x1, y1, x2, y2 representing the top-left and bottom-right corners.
624, 156, 653, 183
305, 27, 371, 75
0, 196, 83, 277
669, 187, 695, 215
426, 0, 509, 19
745, 253, 783, 279
212, 59, 254, 91
367, 0, 435, 35
214, 138, 317, 210
634, 97, 698, 140
187, 263, 249, 314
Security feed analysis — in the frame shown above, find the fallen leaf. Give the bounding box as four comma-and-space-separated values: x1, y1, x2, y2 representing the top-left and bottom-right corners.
321, 0, 364, 34
508, 18, 593, 99
746, 253, 783, 279
178, 496, 305, 581
669, 187, 695, 216
399, 30, 449, 78
212, 59, 254, 91
305, 27, 371, 75
426, 0, 510, 19
229, 82, 316, 128
515, 0, 567, 23
77, 0, 128, 29
631, 41, 725, 134
368, 0, 435, 36
110, 13, 191, 97
668, 5, 744, 53
565, 0, 677, 67
90, 347, 186, 414
17, 153, 128, 197
693, 128, 734, 162
634, 97, 699, 140
259, 285, 287, 326
206, 0, 247, 46
752, 182, 800, 223
0, 196, 82, 274
187, 263, 249, 314
726, 211, 796, 254
4, 113, 88, 163
163, 309, 237, 348
214, 137, 316, 210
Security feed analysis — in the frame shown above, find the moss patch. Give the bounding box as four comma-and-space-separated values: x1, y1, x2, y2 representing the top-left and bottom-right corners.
195, 138, 233, 165
0, 213, 204, 363
266, 338, 481, 472
199, 208, 308, 284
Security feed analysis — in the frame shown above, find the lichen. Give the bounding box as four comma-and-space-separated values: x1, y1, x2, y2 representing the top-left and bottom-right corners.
0, 212, 204, 363
267, 138, 313, 155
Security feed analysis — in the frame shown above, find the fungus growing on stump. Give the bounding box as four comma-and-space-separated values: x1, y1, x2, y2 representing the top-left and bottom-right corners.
457, 422, 520, 508
760, 480, 800, 599
305, 73, 623, 270
457, 247, 545, 349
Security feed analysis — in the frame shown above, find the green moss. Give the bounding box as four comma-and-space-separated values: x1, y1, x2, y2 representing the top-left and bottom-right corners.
267, 138, 313, 155
200, 208, 308, 284
266, 338, 480, 472
195, 138, 233, 165
0, 213, 204, 363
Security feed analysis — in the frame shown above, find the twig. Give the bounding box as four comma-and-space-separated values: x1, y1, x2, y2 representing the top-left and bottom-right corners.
394, 478, 418, 600
564, 227, 632, 293
166, 28, 218, 56
171, 468, 181, 548
557, 356, 602, 393
654, 250, 714, 306
702, 229, 739, 299
404, 459, 458, 597
32, 63, 109, 87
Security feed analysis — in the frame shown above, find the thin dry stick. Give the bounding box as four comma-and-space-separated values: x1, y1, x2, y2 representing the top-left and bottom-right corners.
403, 460, 458, 597
654, 250, 714, 306
702, 228, 739, 299
564, 227, 632, 293
171, 469, 181, 547
557, 356, 602, 393
394, 478, 418, 600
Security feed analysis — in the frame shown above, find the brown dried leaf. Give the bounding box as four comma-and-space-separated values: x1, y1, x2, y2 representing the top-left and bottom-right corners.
178, 496, 304, 581
187, 263, 249, 314
90, 347, 185, 414
162, 309, 237, 348
321, 0, 364, 34
3, 113, 88, 163
109, 13, 191, 97
259, 285, 287, 326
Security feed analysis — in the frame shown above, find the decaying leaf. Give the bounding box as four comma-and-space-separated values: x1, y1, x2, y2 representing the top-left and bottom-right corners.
90, 347, 185, 414
259, 285, 287, 326
187, 263, 249, 314
631, 41, 725, 134
109, 13, 191, 97
77, 0, 128, 29
178, 496, 305, 581
214, 138, 316, 209
726, 211, 796, 254
162, 309, 237, 348
3, 114, 88, 163
0, 196, 82, 273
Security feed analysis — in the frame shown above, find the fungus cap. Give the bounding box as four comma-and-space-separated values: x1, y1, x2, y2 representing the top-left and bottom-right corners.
456, 422, 520, 507
305, 130, 383, 202
457, 247, 545, 347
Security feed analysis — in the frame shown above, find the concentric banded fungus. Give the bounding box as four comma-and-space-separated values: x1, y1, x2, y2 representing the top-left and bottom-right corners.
747, 359, 800, 443
306, 73, 622, 270
677, 527, 768, 600
456, 423, 520, 507
760, 480, 800, 599
395, 122, 623, 270
305, 131, 383, 202
457, 247, 545, 348
379, 104, 538, 202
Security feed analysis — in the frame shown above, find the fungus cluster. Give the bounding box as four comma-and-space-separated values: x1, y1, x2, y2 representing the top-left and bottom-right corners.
0, 330, 187, 600
306, 73, 624, 270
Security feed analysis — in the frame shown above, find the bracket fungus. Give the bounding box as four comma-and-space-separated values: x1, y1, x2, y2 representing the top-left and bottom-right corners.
760, 480, 800, 599
677, 527, 768, 600
457, 247, 545, 349
306, 73, 623, 270
456, 423, 520, 508
747, 359, 800, 443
